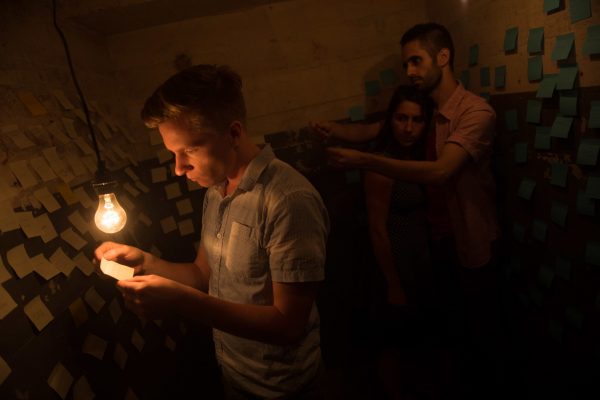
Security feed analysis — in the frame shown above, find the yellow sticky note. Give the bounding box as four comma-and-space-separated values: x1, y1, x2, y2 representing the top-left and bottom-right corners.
24, 295, 54, 331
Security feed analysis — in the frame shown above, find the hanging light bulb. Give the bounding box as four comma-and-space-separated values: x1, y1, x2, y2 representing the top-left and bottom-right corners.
92, 168, 127, 234
95, 193, 127, 233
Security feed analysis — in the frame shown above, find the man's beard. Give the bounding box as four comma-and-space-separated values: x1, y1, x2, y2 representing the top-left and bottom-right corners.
417, 66, 443, 94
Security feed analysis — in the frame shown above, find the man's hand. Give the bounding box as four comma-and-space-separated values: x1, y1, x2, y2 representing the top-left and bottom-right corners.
116, 275, 190, 319
94, 241, 150, 276
326, 147, 370, 169
308, 120, 337, 140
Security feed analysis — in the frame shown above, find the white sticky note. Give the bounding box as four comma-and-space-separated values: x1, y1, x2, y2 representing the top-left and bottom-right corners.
64, 154, 88, 177
9, 160, 38, 188
176, 199, 194, 216
108, 298, 122, 323
112, 145, 127, 160
46, 122, 71, 145
17, 91, 47, 116
96, 120, 112, 140
37, 213, 58, 243
30, 157, 57, 182
100, 258, 134, 281
31, 254, 60, 281
73, 375, 95, 400
124, 167, 139, 181
52, 89, 74, 110
138, 213, 152, 227
160, 216, 177, 234
83, 286, 105, 314
0, 258, 11, 283
67, 210, 89, 235
61, 228, 87, 251
16, 211, 41, 238
47, 362, 73, 400
73, 253, 95, 276
73, 108, 88, 124
72, 187, 95, 209
81, 156, 96, 175
131, 330, 145, 352
68, 298, 88, 328
0, 285, 17, 320
0, 200, 19, 232
42, 147, 74, 183
7, 244, 34, 278
178, 219, 195, 236
123, 183, 140, 197
50, 247, 77, 276
82, 333, 107, 360
24, 295, 54, 331
134, 181, 149, 194
61, 118, 78, 138
33, 187, 61, 213
113, 343, 128, 370
156, 148, 173, 164
151, 167, 167, 183
74, 137, 94, 156
10, 130, 35, 149
164, 182, 182, 200
0, 354, 11, 386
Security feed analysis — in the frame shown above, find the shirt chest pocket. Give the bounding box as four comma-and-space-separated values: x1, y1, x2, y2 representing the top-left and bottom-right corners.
225, 221, 266, 278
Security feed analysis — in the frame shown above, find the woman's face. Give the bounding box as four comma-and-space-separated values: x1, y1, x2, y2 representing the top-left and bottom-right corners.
391, 100, 426, 147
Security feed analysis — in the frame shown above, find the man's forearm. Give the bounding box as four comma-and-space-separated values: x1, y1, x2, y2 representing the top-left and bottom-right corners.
363, 153, 448, 184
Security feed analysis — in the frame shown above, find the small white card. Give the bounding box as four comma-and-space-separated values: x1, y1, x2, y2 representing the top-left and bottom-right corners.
100, 258, 134, 281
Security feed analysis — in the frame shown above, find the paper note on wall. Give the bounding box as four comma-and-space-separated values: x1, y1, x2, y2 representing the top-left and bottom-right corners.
0, 285, 17, 320
100, 258, 134, 281
47, 362, 73, 400
24, 295, 54, 331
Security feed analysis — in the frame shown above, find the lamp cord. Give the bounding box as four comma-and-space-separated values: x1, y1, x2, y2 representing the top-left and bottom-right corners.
51, 0, 104, 173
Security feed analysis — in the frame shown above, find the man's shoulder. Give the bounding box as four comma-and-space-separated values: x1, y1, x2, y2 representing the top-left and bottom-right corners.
459, 89, 496, 116
261, 158, 324, 204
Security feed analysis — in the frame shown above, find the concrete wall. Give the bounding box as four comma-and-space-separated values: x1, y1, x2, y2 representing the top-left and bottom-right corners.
107, 0, 428, 145
426, 0, 600, 94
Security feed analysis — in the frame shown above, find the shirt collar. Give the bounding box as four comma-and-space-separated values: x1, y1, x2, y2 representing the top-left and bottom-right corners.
237, 144, 275, 192
438, 81, 466, 120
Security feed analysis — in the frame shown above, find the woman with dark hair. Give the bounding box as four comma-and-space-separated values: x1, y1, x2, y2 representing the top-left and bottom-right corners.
365, 85, 436, 400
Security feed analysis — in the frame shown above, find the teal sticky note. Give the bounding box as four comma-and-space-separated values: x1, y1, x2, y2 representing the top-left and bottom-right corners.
544, 0, 561, 13
528, 27, 544, 53
534, 127, 551, 150
536, 74, 557, 98
559, 94, 577, 116
555, 257, 571, 280
551, 201, 568, 228
527, 56, 543, 81
480, 67, 490, 87
586, 176, 600, 199
344, 169, 361, 184
577, 191, 595, 216
515, 142, 528, 163
494, 66, 506, 88
583, 24, 600, 56
469, 44, 479, 66
589, 101, 600, 129
505, 109, 518, 131
518, 178, 536, 200
550, 115, 573, 138
556, 65, 578, 90
504, 27, 518, 52
585, 241, 600, 266
576, 139, 600, 166
365, 80, 381, 96
379, 69, 398, 87
570, 0, 591, 23
538, 264, 554, 288
460, 70, 470, 89
552, 33, 575, 61
348, 105, 365, 121
526, 100, 542, 123
513, 222, 526, 243
565, 307, 584, 331
532, 219, 547, 242
550, 163, 568, 187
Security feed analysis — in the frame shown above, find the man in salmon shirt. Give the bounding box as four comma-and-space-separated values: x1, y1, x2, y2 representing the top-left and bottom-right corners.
311, 23, 502, 399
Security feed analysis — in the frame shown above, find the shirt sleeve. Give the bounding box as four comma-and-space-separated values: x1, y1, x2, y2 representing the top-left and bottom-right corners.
264, 189, 329, 283
446, 104, 496, 163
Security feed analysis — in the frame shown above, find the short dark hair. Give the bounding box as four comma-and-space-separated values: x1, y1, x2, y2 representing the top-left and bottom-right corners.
141, 64, 246, 132
400, 23, 455, 71
375, 85, 433, 157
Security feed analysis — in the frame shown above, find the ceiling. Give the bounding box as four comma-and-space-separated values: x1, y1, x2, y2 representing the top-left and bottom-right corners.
61, 0, 290, 35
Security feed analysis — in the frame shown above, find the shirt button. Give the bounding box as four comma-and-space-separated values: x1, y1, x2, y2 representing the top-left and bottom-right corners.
216, 232, 222, 239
